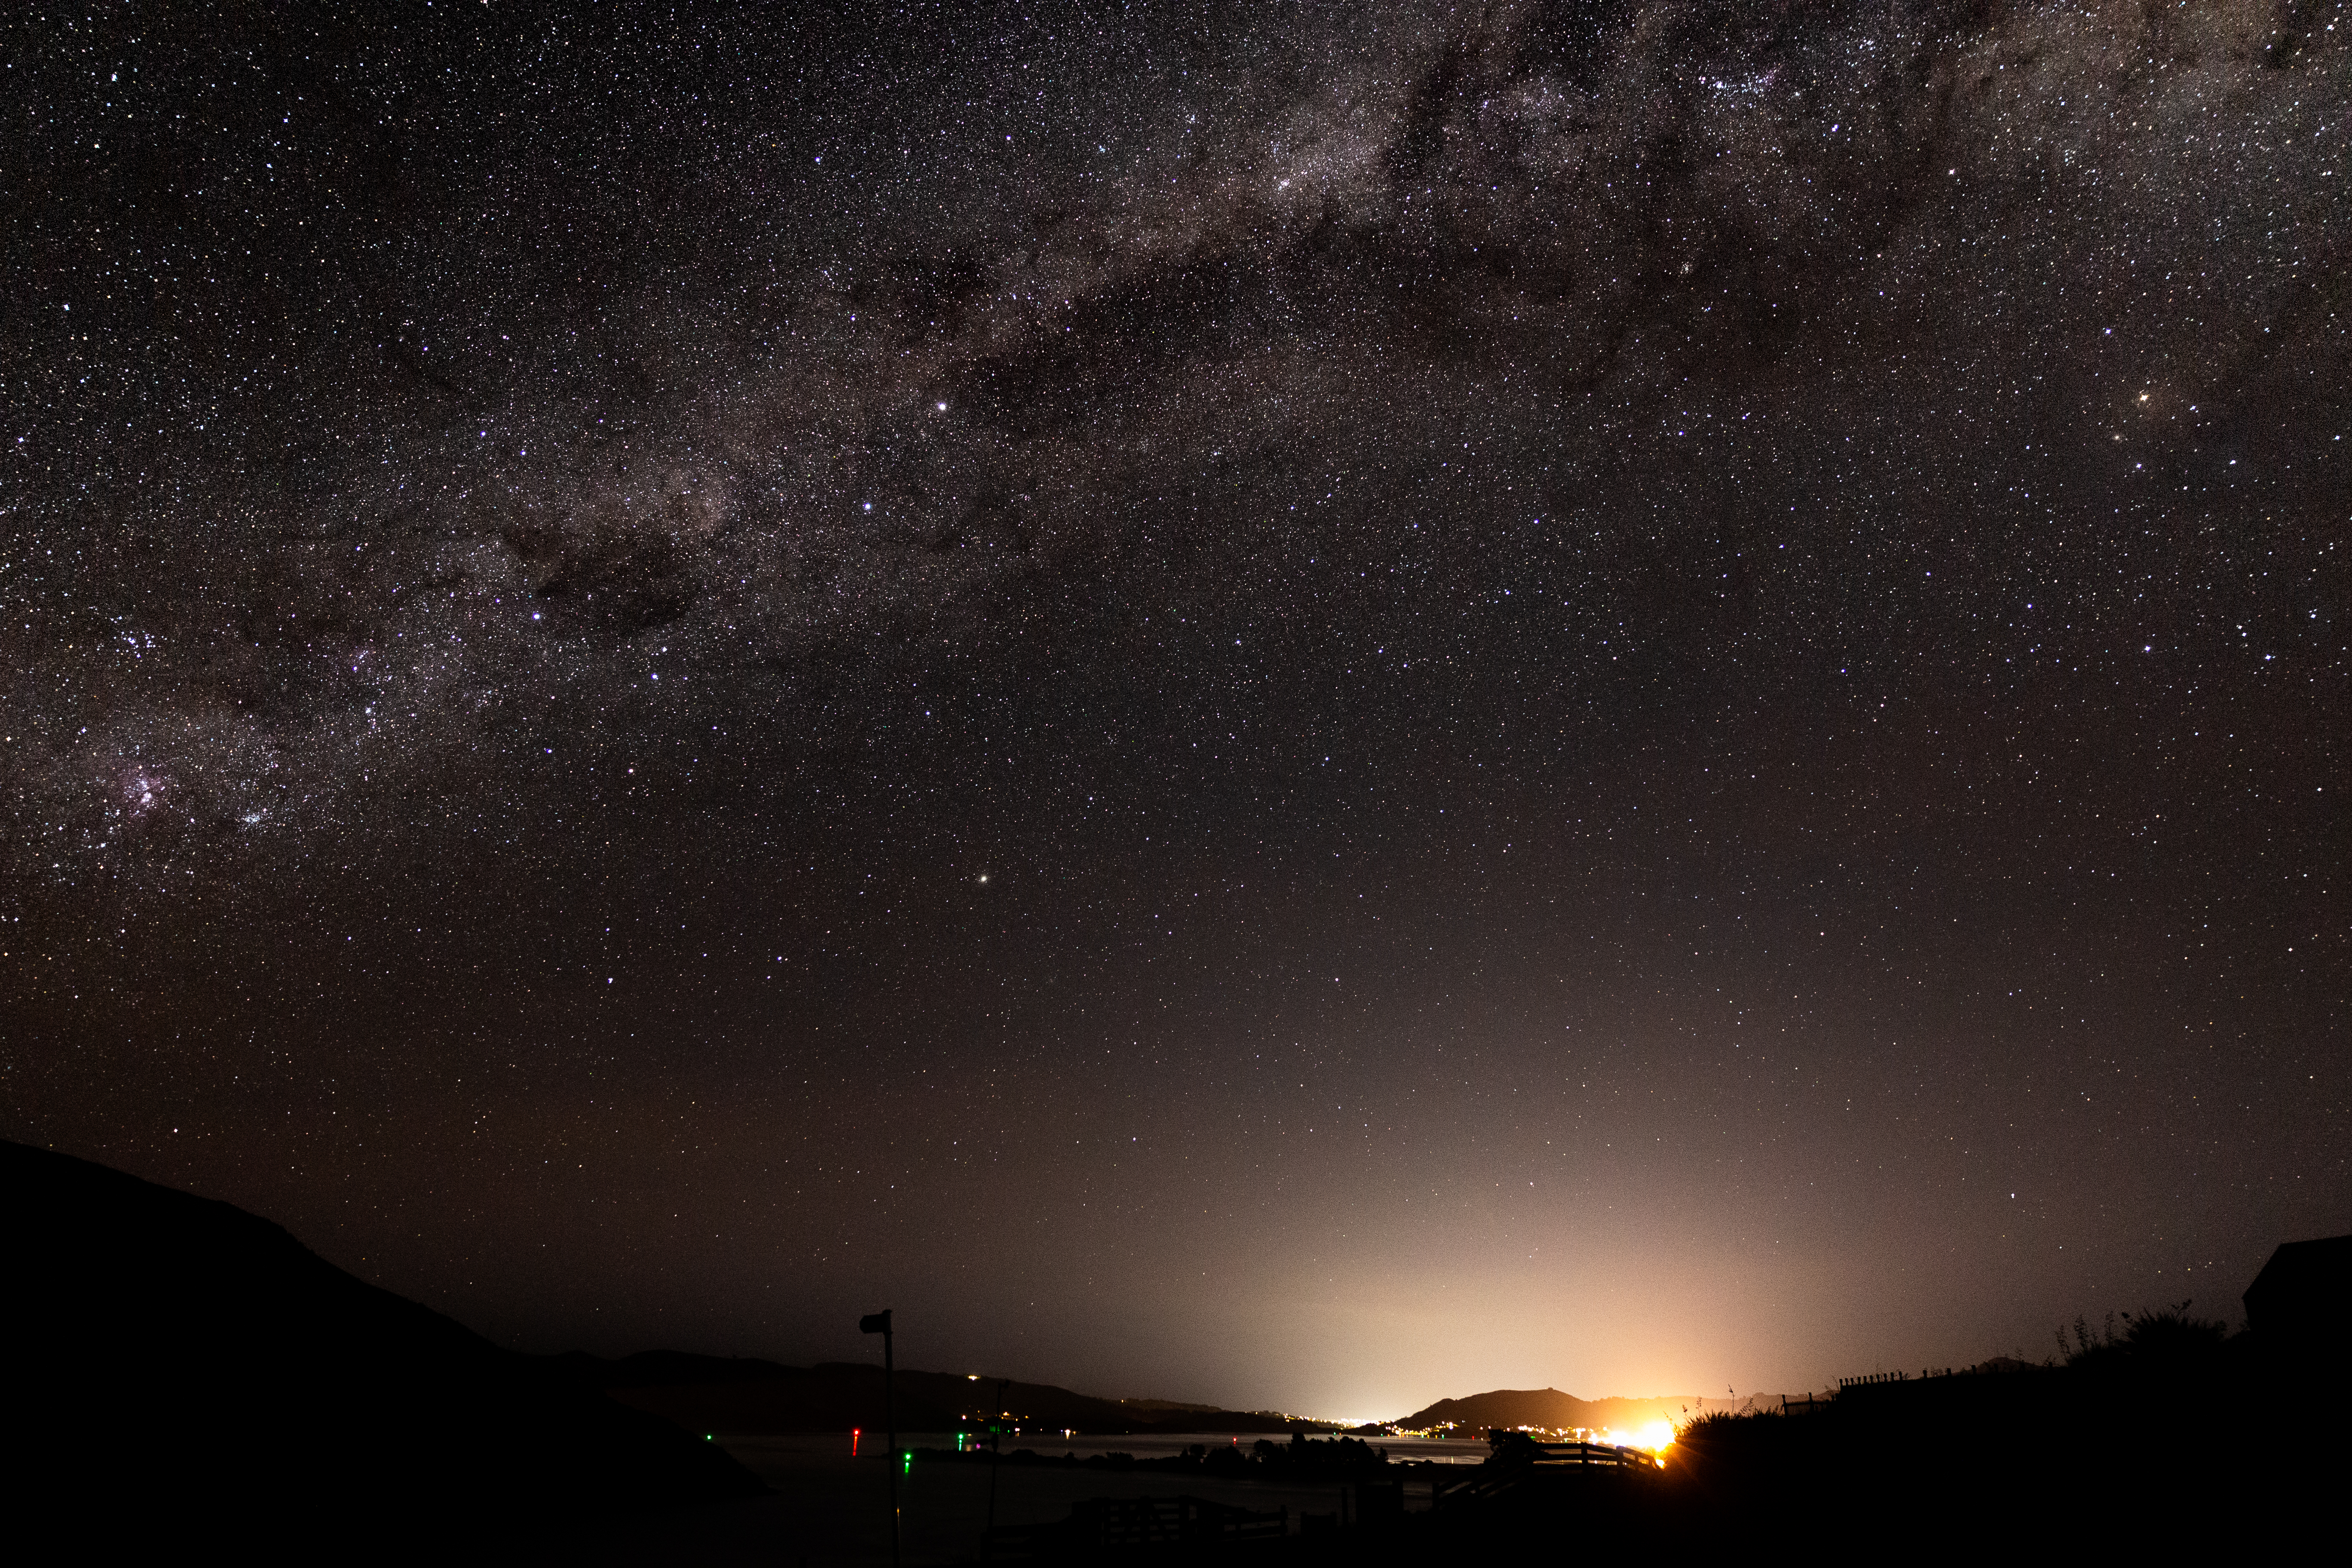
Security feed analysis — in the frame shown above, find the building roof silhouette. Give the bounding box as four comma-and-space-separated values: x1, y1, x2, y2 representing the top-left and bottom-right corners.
2244, 1234, 2352, 1346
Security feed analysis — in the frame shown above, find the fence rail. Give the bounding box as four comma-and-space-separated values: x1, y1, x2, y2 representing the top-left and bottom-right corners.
1430, 1441, 1655, 1510
1838, 1367, 1958, 1390
1522, 1441, 1654, 1468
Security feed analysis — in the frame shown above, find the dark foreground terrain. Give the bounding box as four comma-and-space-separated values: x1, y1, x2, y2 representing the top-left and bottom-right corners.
3, 1140, 758, 1549
870, 1336, 2346, 1561
527, 1312, 2349, 1565
8, 1136, 2341, 1559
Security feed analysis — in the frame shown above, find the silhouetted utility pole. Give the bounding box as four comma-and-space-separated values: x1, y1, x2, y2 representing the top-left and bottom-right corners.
985, 1376, 1011, 1547
861, 1309, 899, 1568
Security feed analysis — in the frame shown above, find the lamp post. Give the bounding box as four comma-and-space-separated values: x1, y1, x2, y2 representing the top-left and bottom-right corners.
860, 1309, 898, 1568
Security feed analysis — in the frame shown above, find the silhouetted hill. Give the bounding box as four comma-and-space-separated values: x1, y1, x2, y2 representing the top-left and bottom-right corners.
1117, 1397, 1231, 1415
5, 1141, 760, 1545
1395, 1387, 1702, 1433
557, 1349, 1302, 1436
554, 1348, 802, 1388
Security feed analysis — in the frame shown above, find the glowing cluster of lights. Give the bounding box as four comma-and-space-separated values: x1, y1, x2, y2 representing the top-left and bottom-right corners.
1601, 1421, 1676, 1453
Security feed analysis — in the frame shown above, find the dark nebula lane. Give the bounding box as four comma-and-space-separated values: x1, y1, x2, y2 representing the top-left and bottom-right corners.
4, 1, 2346, 1418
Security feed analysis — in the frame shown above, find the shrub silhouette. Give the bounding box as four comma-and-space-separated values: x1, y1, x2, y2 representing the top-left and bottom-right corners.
1673, 1408, 1766, 1445
2057, 1300, 2229, 1372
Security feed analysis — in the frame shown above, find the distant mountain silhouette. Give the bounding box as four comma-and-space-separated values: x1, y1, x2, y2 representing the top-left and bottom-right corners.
1394, 1387, 1706, 1433
556, 1349, 1302, 1436
1116, 1397, 1232, 1414
5, 1141, 759, 1545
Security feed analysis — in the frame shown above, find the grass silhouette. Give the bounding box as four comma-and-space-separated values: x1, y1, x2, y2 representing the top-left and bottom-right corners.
2057, 1300, 2230, 1369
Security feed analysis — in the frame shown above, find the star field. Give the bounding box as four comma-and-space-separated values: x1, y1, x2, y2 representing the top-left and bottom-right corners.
3, 1, 2346, 1415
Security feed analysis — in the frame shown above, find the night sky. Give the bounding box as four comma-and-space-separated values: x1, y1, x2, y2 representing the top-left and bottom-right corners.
6, 1, 2346, 1421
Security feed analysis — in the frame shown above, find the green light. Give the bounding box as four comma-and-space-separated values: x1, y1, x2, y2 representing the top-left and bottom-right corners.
903, 1452, 912, 1474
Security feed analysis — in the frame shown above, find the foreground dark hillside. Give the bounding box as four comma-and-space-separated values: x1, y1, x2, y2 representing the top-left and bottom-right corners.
3, 1141, 759, 1547
1652, 1332, 2337, 1548
1332, 1297, 2348, 1556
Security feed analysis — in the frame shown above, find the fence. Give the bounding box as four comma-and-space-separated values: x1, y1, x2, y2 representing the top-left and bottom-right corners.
1430, 1441, 1656, 1510
1838, 1368, 1957, 1391
1519, 1440, 1655, 1468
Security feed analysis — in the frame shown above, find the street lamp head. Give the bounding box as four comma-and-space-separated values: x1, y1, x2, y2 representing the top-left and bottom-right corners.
860, 1310, 893, 1334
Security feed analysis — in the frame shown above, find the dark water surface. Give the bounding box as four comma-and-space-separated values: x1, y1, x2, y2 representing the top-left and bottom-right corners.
518, 1433, 1474, 1565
